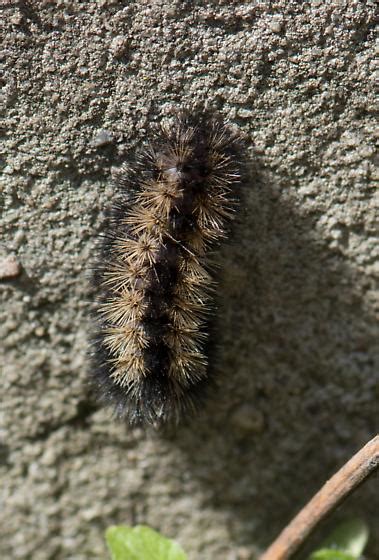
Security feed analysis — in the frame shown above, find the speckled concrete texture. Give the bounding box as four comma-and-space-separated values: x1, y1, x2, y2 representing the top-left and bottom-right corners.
1, 1, 378, 559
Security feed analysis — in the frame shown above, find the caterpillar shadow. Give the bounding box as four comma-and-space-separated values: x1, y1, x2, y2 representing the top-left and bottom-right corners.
160, 160, 378, 551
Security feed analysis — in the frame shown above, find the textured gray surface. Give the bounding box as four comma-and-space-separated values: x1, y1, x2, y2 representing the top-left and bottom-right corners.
1, 2, 378, 559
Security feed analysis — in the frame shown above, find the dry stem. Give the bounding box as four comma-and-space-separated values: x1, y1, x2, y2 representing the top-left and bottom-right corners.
260, 435, 379, 560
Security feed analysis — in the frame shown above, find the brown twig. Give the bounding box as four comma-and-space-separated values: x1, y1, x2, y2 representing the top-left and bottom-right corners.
259, 435, 379, 560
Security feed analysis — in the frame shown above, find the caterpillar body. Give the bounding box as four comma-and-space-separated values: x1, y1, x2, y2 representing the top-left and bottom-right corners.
91, 111, 243, 426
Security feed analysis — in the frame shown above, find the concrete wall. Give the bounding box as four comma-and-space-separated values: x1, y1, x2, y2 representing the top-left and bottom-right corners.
1, 1, 377, 559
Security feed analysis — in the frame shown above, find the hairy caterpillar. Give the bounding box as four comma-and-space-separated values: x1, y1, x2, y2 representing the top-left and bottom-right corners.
91, 111, 244, 426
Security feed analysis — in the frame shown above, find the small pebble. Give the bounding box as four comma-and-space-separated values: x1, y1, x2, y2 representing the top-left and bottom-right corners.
109, 36, 129, 58
34, 327, 46, 337
91, 129, 114, 148
10, 12, 23, 25
231, 405, 265, 433
269, 20, 283, 33
237, 108, 254, 119
0, 255, 22, 280
14, 230, 26, 248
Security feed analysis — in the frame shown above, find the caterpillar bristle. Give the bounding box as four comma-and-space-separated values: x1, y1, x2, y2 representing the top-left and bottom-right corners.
90, 110, 244, 426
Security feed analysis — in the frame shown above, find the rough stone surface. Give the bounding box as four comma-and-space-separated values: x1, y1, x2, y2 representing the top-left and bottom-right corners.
1, 2, 377, 559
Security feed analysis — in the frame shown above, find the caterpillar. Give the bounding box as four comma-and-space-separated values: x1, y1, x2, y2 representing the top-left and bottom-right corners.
91, 111, 244, 426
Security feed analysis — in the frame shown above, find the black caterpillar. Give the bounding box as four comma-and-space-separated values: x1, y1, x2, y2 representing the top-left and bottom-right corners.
91, 111, 244, 426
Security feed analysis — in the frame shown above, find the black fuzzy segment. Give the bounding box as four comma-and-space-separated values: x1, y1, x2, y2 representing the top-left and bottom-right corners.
90, 110, 244, 426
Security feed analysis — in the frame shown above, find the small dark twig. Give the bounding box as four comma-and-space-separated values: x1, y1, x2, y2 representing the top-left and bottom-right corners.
260, 435, 379, 560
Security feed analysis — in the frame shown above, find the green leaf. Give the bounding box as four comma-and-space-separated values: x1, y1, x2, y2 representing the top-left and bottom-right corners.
310, 549, 357, 560
105, 525, 188, 560
309, 519, 369, 560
